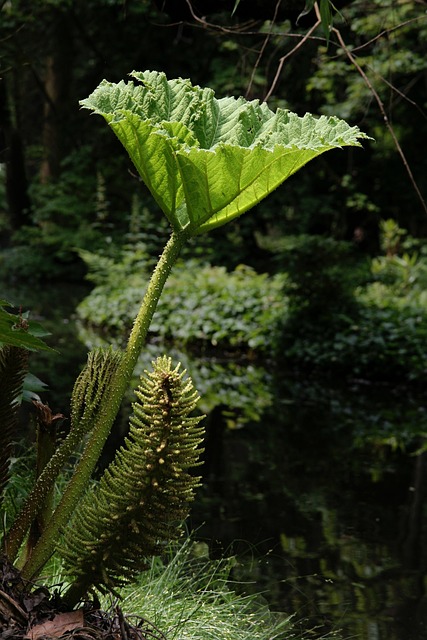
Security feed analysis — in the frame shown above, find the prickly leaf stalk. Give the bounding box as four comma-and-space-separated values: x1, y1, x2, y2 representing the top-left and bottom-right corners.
70, 347, 124, 434
1, 70, 369, 597
60, 356, 205, 605
4, 348, 123, 562
19, 232, 186, 582
22, 401, 65, 563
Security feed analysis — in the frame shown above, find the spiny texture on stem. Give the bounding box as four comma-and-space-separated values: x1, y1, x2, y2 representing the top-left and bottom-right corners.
60, 356, 205, 602
20, 234, 186, 582
0, 345, 29, 499
70, 347, 124, 434
23, 402, 65, 561
4, 347, 122, 562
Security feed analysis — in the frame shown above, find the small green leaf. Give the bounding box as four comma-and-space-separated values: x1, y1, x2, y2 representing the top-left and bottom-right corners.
0, 302, 56, 352
297, 0, 316, 23
231, 0, 242, 17
21, 373, 48, 403
23, 372, 48, 394
297, 0, 334, 45
319, 0, 333, 46
81, 71, 370, 237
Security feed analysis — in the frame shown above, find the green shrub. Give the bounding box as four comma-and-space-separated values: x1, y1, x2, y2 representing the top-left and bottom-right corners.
77, 247, 288, 353
77, 223, 427, 383
285, 303, 427, 382
259, 233, 367, 327
281, 225, 427, 382
1, 148, 121, 281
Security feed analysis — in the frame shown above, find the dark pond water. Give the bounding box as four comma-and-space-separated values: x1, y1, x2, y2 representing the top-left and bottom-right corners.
4, 283, 427, 640
191, 375, 427, 640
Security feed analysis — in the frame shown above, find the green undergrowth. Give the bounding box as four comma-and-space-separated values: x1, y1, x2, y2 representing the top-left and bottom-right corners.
77, 222, 427, 384
77, 245, 287, 353
1, 446, 36, 531
283, 274, 427, 384
268, 227, 427, 384
282, 301, 427, 383
1, 441, 84, 534
4, 453, 339, 640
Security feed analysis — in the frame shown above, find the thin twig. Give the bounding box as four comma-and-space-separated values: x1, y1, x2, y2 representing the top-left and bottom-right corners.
184, 0, 256, 33
264, 18, 321, 101
365, 66, 426, 119
331, 23, 427, 216
350, 14, 427, 55
245, 0, 282, 98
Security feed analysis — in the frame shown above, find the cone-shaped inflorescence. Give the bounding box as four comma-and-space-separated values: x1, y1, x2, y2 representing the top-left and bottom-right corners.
60, 356, 205, 604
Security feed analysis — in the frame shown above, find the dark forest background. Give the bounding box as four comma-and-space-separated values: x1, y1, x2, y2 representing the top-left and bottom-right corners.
1, 0, 427, 383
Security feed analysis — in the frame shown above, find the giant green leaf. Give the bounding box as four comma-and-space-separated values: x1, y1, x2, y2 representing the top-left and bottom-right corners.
81, 70, 369, 235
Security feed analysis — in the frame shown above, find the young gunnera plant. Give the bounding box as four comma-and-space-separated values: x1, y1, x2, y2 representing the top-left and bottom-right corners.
1, 71, 368, 635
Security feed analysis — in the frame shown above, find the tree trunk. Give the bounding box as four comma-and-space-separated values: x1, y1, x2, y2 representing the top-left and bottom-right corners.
39, 9, 72, 184
0, 75, 32, 233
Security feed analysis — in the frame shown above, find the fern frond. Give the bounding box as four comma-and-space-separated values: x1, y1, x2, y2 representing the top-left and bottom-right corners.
0, 345, 29, 498
60, 356, 205, 604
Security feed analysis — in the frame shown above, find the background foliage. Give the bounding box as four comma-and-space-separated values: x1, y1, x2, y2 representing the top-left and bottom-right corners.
1, 0, 426, 378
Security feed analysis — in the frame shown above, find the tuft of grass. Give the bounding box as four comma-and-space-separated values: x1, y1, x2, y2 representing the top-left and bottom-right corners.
3, 451, 342, 639
35, 535, 341, 640
118, 538, 341, 640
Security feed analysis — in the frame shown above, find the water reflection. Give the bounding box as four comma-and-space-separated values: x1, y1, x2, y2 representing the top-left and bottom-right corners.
190, 372, 427, 639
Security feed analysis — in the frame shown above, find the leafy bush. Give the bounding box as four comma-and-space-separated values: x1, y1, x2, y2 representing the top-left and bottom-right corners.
77, 247, 288, 353
260, 234, 367, 336
285, 304, 427, 382
281, 224, 427, 383
78, 224, 427, 383
0, 148, 120, 281
153, 263, 287, 351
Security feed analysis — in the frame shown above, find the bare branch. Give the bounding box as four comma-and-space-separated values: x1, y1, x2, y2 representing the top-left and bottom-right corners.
351, 14, 427, 55
264, 19, 321, 101
245, 0, 282, 98
183, 0, 257, 34
365, 66, 427, 120
331, 24, 427, 216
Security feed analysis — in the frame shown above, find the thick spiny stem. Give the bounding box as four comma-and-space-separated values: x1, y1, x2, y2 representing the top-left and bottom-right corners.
21, 230, 188, 581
